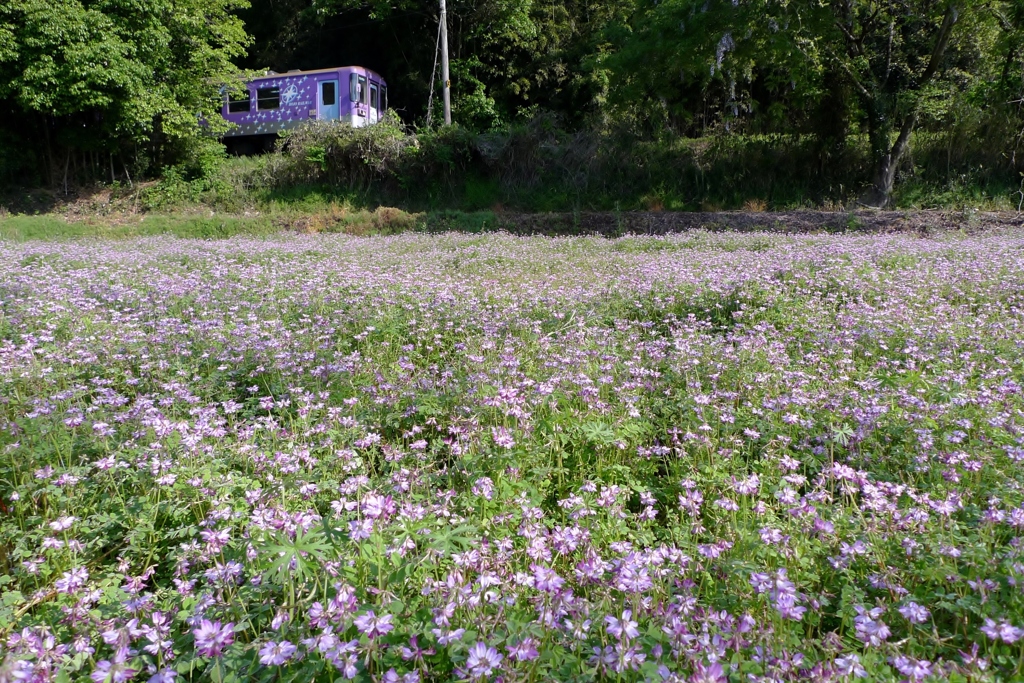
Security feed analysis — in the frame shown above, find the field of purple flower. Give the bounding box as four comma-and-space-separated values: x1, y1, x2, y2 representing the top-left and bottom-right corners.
1, 230, 1024, 682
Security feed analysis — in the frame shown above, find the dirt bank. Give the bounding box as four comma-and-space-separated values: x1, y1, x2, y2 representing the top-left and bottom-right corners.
469, 209, 1024, 236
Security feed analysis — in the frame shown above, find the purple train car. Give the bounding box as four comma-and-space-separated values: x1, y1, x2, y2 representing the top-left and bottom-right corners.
221, 66, 388, 139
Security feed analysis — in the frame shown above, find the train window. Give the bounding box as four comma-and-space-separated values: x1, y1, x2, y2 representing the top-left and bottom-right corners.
350, 74, 367, 104
256, 87, 280, 110
369, 83, 378, 110
226, 90, 251, 113
381, 85, 387, 111
322, 81, 336, 106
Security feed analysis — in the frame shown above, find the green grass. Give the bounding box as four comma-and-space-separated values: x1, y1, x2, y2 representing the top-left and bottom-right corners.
0, 210, 512, 241
0, 214, 280, 241
420, 210, 501, 233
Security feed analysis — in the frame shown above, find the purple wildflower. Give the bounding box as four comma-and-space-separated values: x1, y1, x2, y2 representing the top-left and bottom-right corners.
471, 477, 494, 500
465, 642, 503, 679
90, 661, 137, 683
853, 606, 891, 646
982, 618, 1024, 643
192, 619, 235, 658
605, 610, 640, 640
491, 427, 515, 449
835, 653, 866, 678
507, 637, 539, 662
898, 601, 930, 624
689, 661, 727, 683
55, 567, 89, 594
354, 611, 394, 639
258, 640, 297, 666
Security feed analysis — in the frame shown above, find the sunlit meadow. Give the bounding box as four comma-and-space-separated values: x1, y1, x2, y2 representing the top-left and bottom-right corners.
2, 230, 1024, 682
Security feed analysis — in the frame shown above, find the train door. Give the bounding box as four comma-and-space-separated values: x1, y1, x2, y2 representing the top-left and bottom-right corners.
350, 74, 367, 126
369, 82, 379, 124
318, 79, 339, 121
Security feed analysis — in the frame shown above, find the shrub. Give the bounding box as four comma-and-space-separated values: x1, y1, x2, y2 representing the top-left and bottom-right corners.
277, 111, 414, 190
159, 113, 1023, 213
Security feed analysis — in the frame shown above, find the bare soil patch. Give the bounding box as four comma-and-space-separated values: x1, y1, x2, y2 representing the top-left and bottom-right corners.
488, 209, 1024, 236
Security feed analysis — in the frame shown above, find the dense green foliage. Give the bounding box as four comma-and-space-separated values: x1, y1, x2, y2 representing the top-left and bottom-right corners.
113, 117, 1021, 213
253, 0, 627, 130
0, 0, 250, 186
1, 0, 1022, 205
609, 0, 1024, 203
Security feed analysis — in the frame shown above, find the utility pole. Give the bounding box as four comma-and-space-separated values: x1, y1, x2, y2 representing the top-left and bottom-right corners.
439, 0, 452, 125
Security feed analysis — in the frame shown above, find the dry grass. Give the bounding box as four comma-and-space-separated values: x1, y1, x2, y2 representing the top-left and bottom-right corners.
277, 205, 422, 235
641, 194, 665, 211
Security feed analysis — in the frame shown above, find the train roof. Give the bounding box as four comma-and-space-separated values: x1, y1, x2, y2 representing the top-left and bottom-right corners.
249, 66, 386, 82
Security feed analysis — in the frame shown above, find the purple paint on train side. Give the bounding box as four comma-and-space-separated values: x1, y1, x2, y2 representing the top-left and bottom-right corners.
221, 66, 388, 137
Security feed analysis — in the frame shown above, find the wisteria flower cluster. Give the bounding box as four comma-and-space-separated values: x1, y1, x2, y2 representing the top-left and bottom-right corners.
1, 230, 1024, 682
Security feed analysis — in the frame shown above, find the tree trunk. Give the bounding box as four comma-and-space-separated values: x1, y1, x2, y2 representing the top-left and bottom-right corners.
813, 71, 851, 177
43, 118, 54, 188
863, 111, 917, 208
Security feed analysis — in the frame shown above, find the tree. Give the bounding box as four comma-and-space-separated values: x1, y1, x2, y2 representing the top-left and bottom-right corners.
305, 0, 632, 129
829, 0, 972, 206
611, 0, 1011, 206
993, 0, 1024, 159
0, 0, 250, 185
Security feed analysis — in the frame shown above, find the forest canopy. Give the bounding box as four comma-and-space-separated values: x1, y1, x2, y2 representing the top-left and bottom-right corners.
1, 0, 1022, 206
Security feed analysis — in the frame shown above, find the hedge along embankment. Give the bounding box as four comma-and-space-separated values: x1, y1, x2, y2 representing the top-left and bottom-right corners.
222, 112, 1023, 213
